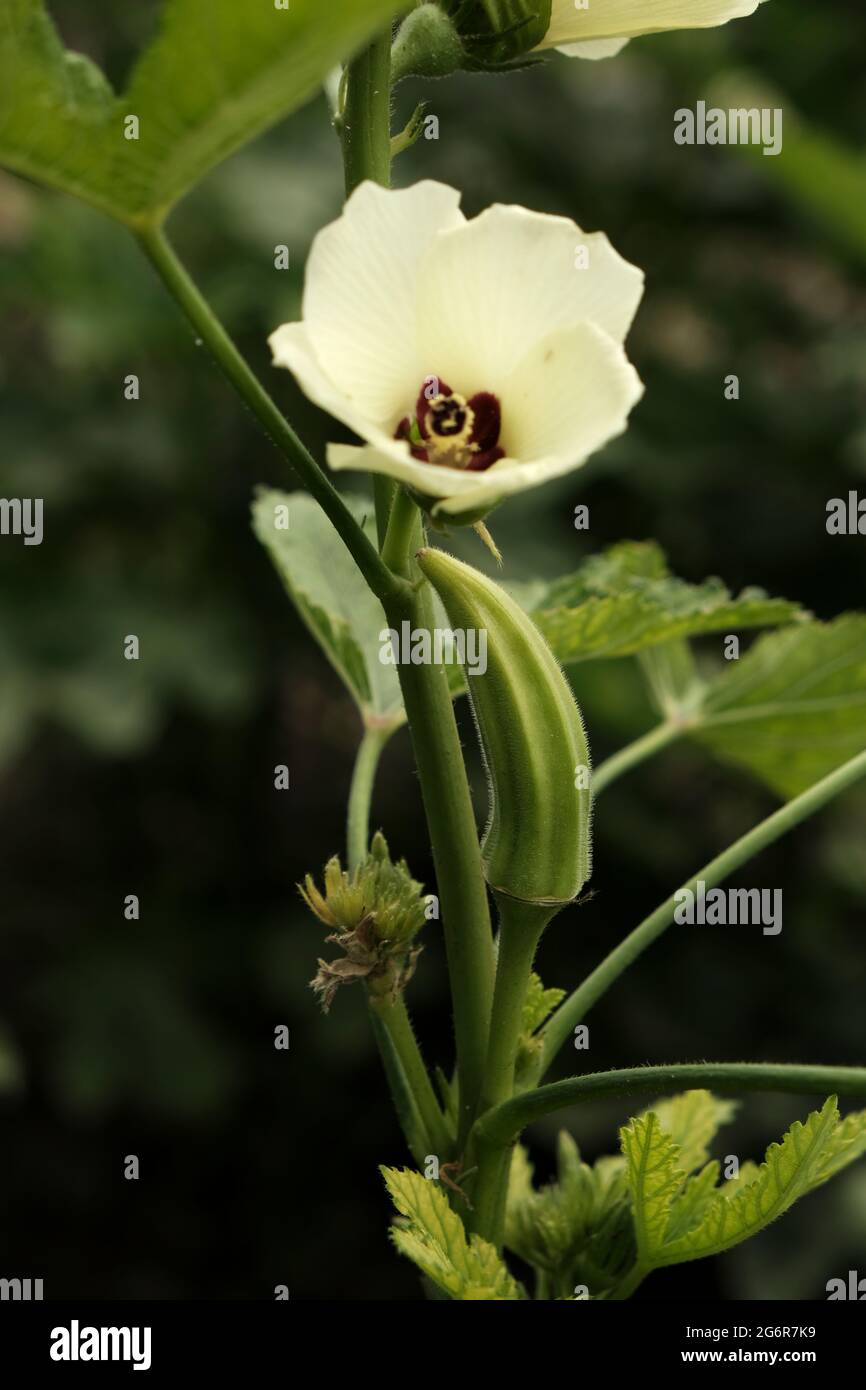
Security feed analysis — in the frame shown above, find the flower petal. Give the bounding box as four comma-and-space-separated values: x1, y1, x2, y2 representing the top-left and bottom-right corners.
268, 322, 371, 438
415, 204, 643, 395
499, 319, 643, 463
539, 0, 766, 51
326, 438, 490, 502
269, 323, 418, 462
431, 320, 644, 516
301, 180, 465, 424
556, 37, 630, 60
328, 321, 643, 519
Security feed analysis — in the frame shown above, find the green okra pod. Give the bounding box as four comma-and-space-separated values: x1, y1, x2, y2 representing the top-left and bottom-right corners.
416, 546, 592, 908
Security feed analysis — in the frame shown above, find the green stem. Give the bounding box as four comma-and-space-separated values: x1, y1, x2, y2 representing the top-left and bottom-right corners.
341, 34, 392, 195
383, 514, 495, 1146
339, 36, 494, 1146
388, 584, 495, 1144
370, 994, 453, 1160
373, 475, 396, 548
535, 1269, 552, 1301
135, 226, 402, 607
347, 722, 394, 872
474, 1062, 866, 1150
470, 895, 554, 1246
482, 897, 554, 1114
541, 747, 866, 1076
381, 484, 419, 573
591, 720, 682, 797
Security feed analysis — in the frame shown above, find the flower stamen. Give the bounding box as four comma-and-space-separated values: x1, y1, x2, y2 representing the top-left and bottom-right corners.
395, 377, 506, 472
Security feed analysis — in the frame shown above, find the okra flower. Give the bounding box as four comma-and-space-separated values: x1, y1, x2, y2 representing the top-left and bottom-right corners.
539, 0, 767, 61
269, 180, 644, 521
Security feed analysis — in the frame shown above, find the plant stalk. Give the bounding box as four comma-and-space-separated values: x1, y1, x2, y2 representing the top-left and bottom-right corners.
341, 32, 392, 195
339, 42, 495, 1148
469, 895, 555, 1247
541, 747, 866, 1076
370, 993, 453, 1160
135, 226, 402, 607
384, 562, 495, 1147
474, 1062, 866, 1150
347, 722, 395, 871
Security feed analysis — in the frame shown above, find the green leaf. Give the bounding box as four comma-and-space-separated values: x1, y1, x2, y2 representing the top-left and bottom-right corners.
381, 1166, 523, 1300
505, 1133, 594, 1276
622, 1093, 736, 1255
252, 489, 404, 725
505, 1133, 635, 1297
693, 615, 866, 798
521, 971, 565, 1036
662, 1162, 720, 1244
638, 1090, 737, 1176
506, 1097, 866, 1297
627, 1097, 866, 1270
621, 1113, 686, 1264
532, 541, 804, 665
516, 972, 566, 1088
721, 1160, 761, 1197
122, 0, 408, 219
811, 1106, 866, 1184
0, 0, 408, 224
0, 1, 119, 220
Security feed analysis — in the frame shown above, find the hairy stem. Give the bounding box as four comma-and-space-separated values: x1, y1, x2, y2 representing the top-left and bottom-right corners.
373, 475, 396, 548
341, 32, 392, 195
135, 226, 402, 606
475, 1062, 866, 1150
384, 547, 495, 1147
381, 483, 419, 573
482, 898, 553, 1114
370, 994, 453, 1161
469, 896, 554, 1247
339, 41, 495, 1148
347, 722, 395, 872
541, 747, 866, 1076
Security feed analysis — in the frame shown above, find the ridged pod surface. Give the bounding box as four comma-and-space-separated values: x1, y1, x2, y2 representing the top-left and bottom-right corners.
416, 547, 591, 906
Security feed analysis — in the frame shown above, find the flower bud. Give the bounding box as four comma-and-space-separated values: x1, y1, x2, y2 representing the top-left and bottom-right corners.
391, 4, 466, 83
300, 832, 426, 1011
446, 0, 552, 68
416, 547, 592, 907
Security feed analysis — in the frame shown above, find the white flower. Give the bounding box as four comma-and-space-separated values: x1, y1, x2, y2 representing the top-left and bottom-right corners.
538, 0, 768, 62
269, 181, 643, 521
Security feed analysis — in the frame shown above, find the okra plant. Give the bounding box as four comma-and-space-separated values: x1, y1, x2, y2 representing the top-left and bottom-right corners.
5, 0, 866, 1300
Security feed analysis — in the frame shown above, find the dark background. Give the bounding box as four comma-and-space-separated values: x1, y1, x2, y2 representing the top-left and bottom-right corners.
1, 1, 865, 1300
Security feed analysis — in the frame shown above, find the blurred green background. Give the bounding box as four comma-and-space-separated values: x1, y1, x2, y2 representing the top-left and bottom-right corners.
1, 0, 865, 1299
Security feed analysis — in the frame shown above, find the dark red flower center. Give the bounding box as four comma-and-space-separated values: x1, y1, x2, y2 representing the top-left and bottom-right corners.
395, 376, 505, 472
